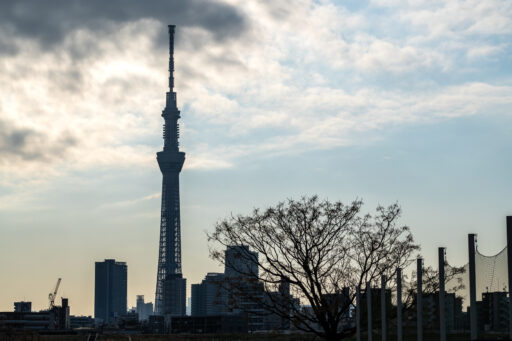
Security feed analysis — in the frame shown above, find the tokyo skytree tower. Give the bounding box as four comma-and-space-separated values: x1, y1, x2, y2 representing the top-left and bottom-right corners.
154, 25, 186, 316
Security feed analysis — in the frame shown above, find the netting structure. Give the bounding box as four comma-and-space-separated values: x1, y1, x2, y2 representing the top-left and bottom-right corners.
447, 245, 508, 309
356, 240, 512, 340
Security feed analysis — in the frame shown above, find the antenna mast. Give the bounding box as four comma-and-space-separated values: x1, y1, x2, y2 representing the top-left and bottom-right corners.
168, 25, 175, 91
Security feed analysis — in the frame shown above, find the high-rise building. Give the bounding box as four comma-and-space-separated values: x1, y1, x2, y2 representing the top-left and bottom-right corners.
191, 273, 228, 316
225, 245, 258, 278
94, 259, 127, 322
191, 284, 203, 316
154, 25, 186, 316
224, 245, 265, 331
136, 295, 154, 321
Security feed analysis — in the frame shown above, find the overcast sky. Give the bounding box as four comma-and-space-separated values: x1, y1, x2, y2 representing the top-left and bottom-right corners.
1, 0, 511, 315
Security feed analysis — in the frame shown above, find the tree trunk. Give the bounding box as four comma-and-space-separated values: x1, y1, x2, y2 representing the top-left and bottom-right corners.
324, 332, 343, 341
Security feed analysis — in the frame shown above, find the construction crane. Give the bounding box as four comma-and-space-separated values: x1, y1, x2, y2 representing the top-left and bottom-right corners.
48, 278, 61, 309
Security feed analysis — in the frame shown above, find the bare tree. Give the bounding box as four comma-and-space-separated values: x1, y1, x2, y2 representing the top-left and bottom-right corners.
208, 196, 419, 341
402, 264, 466, 312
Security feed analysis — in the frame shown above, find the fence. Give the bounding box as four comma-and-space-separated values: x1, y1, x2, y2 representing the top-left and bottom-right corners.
355, 216, 512, 341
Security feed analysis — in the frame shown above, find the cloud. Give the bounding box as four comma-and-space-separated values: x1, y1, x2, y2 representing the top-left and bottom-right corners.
0, 0, 510, 185
0, 118, 76, 163
466, 44, 506, 60
184, 82, 512, 168
0, 0, 248, 51
101, 192, 161, 209
373, 0, 512, 38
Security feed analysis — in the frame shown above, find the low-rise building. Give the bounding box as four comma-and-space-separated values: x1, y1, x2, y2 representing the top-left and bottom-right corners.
170, 314, 248, 334
0, 298, 70, 331
479, 291, 509, 332
14, 302, 32, 313
70, 315, 95, 329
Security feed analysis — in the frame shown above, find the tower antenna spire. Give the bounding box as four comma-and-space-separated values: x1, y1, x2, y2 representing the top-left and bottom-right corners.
168, 25, 175, 91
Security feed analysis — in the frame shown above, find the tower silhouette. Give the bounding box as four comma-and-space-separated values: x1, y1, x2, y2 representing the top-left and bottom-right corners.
154, 25, 186, 316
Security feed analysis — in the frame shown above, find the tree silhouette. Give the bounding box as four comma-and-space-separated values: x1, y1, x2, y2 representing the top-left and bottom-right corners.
209, 196, 419, 341
401, 263, 466, 313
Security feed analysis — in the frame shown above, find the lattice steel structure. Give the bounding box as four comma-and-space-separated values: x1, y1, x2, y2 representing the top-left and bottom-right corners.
154, 25, 186, 315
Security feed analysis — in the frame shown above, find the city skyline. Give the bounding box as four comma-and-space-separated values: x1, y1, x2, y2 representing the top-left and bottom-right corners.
1, 0, 512, 316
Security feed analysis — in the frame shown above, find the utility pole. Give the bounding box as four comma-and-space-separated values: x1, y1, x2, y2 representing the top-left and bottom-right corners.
439, 247, 446, 341
367, 281, 372, 341
381, 275, 387, 341
357, 286, 361, 341
468, 234, 477, 340
417, 258, 423, 341
397, 268, 403, 341
507, 217, 512, 339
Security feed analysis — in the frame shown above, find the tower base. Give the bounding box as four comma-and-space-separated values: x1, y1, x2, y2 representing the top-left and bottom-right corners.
163, 274, 186, 316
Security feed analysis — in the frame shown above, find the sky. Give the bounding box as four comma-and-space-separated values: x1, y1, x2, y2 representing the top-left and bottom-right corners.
0, 0, 511, 316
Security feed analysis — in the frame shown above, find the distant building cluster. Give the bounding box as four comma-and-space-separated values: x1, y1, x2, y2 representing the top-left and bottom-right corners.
3, 251, 510, 336
189, 245, 291, 332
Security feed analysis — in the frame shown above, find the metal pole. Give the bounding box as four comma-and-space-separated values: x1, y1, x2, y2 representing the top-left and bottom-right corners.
367, 281, 372, 341
417, 258, 423, 341
507, 217, 512, 339
397, 268, 403, 341
468, 234, 477, 340
381, 275, 387, 341
357, 286, 361, 341
439, 247, 446, 341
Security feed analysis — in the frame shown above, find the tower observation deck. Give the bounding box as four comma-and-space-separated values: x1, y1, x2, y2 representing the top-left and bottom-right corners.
154, 25, 186, 316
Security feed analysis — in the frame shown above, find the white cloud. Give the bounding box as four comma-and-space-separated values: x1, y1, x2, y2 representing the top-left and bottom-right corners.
376, 0, 512, 38
100, 192, 161, 209
0, 0, 510, 186
466, 44, 506, 59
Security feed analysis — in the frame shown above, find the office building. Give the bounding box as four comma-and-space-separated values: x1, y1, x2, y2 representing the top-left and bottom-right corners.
423, 292, 463, 331
191, 273, 228, 316
94, 259, 127, 322
136, 295, 154, 321
480, 291, 509, 332
224, 245, 265, 330
224, 245, 258, 277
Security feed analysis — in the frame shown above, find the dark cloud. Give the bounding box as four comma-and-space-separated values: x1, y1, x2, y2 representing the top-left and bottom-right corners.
0, 119, 76, 162
0, 37, 18, 56
0, 0, 248, 50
